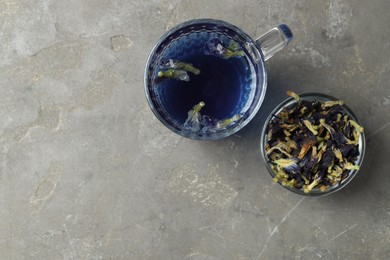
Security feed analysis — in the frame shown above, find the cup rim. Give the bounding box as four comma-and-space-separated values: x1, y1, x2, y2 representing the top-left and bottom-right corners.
144, 18, 267, 140
260, 92, 366, 196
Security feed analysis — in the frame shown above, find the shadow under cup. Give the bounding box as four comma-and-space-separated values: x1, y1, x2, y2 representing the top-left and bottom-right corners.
145, 19, 267, 140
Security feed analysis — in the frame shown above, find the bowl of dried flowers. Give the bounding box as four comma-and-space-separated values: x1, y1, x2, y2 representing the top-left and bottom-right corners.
260, 91, 365, 196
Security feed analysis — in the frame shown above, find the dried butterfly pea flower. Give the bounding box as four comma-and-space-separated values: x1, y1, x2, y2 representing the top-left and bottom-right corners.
157, 69, 190, 82
322, 100, 344, 108
265, 91, 364, 193
303, 120, 318, 135
287, 90, 301, 102
160, 58, 200, 75
297, 137, 317, 160
204, 38, 245, 59
183, 101, 205, 131
273, 158, 299, 172
156, 58, 201, 83
333, 148, 343, 162
266, 146, 293, 158
303, 175, 321, 193
217, 114, 243, 128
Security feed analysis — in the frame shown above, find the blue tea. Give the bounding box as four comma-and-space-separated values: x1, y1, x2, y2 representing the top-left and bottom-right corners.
145, 19, 292, 140
145, 20, 272, 140
150, 31, 256, 134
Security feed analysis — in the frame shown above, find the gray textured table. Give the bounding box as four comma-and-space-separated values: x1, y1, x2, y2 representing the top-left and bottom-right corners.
1, 0, 389, 259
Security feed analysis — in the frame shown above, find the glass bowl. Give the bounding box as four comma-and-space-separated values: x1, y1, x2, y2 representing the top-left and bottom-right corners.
260, 93, 366, 196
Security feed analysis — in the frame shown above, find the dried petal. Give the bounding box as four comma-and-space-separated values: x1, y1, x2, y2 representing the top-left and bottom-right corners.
321, 148, 334, 168
343, 162, 360, 170
320, 119, 336, 138
273, 158, 299, 172
217, 114, 242, 128
298, 137, 317, 160
204, 38, 244, 59
333, 148, 343, 162
160, 58, 200, 75
266, 146, 293, 158
183, 101, 205, 131
287, 91, 301, 102
303, 120, 318, 135
158, 69, 190, 82
303, 175, 321, 193
312, 146, 318, 158
322, 100, 344, 108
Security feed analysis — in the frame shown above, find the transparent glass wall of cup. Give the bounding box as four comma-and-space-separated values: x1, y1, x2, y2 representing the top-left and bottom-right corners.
145, 19, 293, 140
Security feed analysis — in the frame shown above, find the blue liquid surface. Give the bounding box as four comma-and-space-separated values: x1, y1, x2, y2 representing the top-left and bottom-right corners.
154, 33, 255, 127
161, 55, 244, 121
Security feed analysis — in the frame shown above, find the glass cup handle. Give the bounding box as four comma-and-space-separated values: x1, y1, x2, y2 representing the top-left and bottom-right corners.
255, 24, 293, 61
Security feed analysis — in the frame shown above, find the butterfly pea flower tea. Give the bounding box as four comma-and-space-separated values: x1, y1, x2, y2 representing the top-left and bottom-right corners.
145, 19, 292, 140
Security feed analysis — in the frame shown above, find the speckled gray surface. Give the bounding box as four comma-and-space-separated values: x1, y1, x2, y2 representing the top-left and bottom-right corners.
1, 0, 390, 259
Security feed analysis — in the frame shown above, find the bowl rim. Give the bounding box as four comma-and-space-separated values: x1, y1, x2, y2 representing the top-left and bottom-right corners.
260, 92, 366, 197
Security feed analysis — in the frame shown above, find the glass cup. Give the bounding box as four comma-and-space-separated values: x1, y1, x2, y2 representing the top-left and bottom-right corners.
145, 19, 293, 140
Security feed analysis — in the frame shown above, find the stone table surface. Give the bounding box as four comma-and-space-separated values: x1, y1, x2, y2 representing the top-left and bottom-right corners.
1, 0, 389, 259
